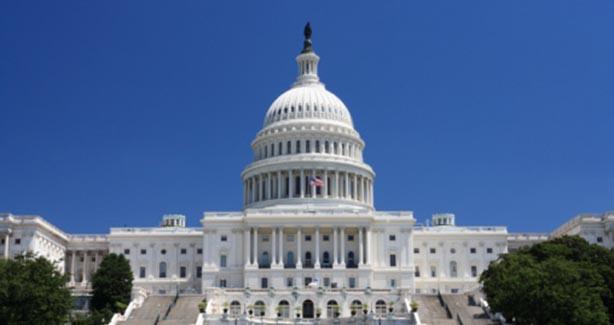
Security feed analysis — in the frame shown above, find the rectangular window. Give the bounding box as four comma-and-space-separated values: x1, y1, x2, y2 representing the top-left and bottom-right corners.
306, 140, 311, 153
180, 266, 187, 278
323, 235, 330, 241
221, 235, 227, 242
305, 235, 312, 241
304, 277, 312, 286
348, 235, 354, 241
123, 249, 130, 255
220, 279, 227, 288
431, 266, 437, 278
140, 249, 146, 255
296, 140, 301, 153
197, 248, 203, 254
389, 254, 397, 267
597, 237, 603, 243
414, 248, 420, 254
470, 247, 476, 254
323, 277, 330, 287
0, 239, 4, 245
430, 248, 436, 254
390, 279, 396, 288
471, 266, 478, 277
286, 277, 293, 287
15, 238, 21, 245
220, 255, 227, 268
262, 235, 269, 242
389, 235, 396, 241
287, 235, 294, 242
415, 266, 420, 277
196, 266, 202, 278
180, 248, 187, 254
487, 248, 493, 254
349, 277, 356, 288
139, 267, 146, 278
261, 278, 268, 289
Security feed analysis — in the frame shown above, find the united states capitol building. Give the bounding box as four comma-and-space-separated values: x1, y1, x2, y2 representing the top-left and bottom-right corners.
1, 25, 613, 324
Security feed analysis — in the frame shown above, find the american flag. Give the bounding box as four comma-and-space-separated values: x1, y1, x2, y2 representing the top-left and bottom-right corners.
309, 176, 324, 187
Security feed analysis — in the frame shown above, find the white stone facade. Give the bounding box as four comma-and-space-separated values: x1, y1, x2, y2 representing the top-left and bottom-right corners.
1, 26, 612, 321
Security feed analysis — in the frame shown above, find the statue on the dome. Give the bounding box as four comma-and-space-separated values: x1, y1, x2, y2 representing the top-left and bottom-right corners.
301, 22, 313, 53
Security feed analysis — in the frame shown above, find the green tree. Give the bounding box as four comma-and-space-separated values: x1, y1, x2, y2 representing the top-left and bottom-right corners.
89, 253, 133, 321
480, 236, 613, 325
0, 253, 72, 324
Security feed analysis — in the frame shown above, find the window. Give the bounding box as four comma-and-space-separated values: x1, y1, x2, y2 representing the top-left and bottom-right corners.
180, 266, 187, 278
197, 248, 203, 254
306, 140, 311, 152
287, 141, 291, 154
487, 248, 493, 254
287, 234, 294, 242
296, 140, 301, 153
180, 248, 187, 254
450, 248, 456, 254
389, 235, 396, 241
471, 266, 478, 277
221, 235, 227, 242
0, 239, 3, 245
261, 278, 268, 289
220, 255, 227, 268
161, 249, 167, 255
123, 249, 130, 255
323, 277, 331, 287
139, 266, 146, 278
323, 235, 330, 241
597, 237, 603, 243
415, 266, 420, 277
220, 279, 227, 288
389, 254, 397, 267
430, 248, 436, 254
449, 261, 458, 278
323, 252, 330, 265
14, 238, 21, 245
304, 277, 312, 286
140, 249, 147, 255
315, 140, 320, 153
349, 277, 356, 288
305, 235, 312, 241
470, 247, 476, 254
286, 277, 293, 287
347, 235, 354, 241
430, 266, 437, 278
414, 248, 420, 254
262, 235, 269, 242
196, 266, 202, 278
159, 262, 167, 278
390, 279, 396, 288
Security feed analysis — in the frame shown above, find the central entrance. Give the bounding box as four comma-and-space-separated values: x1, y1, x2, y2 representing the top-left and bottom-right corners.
302, 300, 314, 319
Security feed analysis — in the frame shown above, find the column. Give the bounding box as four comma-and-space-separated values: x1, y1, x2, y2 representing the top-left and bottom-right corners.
150, 243, 156, 278
311, 169, 316, 198
345, 173, 350, 199
323, 170, 328, 198
244, 229, 251, 266
277, 171, 282, 199
314, 227, 321, 268
243, 181, 247, 205
370, 179, 374, 205
333, 228, 338, 266
296, 228, 302, 268
259, 175, 264, 201
267, 173, 272, 200
366, 228, 372, 265
288, 170, 293, 198
70, 251, 76, 283
253, 228, 259, 267
353, 174, 358, 201
359, 228, 364, 266
335, 171, 340, 198
300, 169, 305, 198
406, 230, 413, 268
249, 178, 254, 203
360, 177, 365, 202
278, 228, 284, 267
81, 251, 88, 285
340, 227, 346, 267
379, 230, 385, 266
4, 233, 9, 258
272, 228, 277, 267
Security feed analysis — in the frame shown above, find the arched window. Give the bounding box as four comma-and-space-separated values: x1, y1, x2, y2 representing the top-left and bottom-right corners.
327, 300, 339, 318
159, 262, 167, 278
261, 251, 270, 267
325, 141, 330, 153
306, 140, 311, 153
350, 300, 363, 316
305, 251, 312, 266
230, 301, 241, 317
278, 142, 282, 156
296, 140, 301, 153
323, 251, 330, 266
315, 140, 320, 153
375, 300, 387, 316
450, 261, 458, 278
287, 141, 291, 154
264, 145, 268, 158
254, 301, 266, 317
271, 143, 275, 157
334, 142, 338, 154
277, 300, 290, 318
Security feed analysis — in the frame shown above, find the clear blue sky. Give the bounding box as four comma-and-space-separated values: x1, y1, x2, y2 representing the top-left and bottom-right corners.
1, 1, 612, 234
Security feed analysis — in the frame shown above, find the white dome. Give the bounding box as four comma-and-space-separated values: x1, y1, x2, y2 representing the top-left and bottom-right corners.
263, 83, 354, 128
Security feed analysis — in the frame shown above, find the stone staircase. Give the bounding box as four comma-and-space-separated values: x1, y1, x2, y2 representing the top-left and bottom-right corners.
118, 294, 203, 325
440, 294, 498, 325
412, 295, 456, 325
